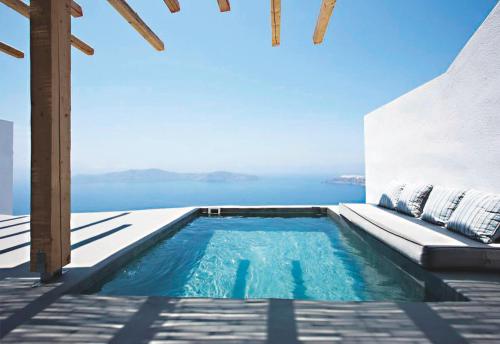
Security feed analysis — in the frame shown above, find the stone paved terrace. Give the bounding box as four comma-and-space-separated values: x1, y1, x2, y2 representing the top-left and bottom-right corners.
1, 206, 500, 343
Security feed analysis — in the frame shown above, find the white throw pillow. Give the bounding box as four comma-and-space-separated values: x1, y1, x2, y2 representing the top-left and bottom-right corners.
378, 182, 405, 210
421, 187, 466, 226
447, 190, 500, 244
396, 183, 433, 217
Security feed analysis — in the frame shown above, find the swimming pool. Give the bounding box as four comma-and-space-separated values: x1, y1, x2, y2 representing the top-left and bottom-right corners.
92, 213, 448, 301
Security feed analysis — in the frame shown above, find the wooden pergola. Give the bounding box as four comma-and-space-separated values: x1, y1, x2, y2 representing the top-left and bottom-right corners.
0, 0, 338, 281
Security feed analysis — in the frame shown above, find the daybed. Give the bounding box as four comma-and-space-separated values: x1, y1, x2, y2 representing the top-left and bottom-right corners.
339, 203, 500, 270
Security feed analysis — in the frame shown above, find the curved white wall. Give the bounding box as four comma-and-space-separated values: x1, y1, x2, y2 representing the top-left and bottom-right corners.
0, 119, 13, 214
365, 3, 500, 203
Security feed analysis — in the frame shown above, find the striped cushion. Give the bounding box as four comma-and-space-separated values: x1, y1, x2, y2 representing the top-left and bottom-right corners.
421, 187, 466, 226
378, 182, 405, 210
447, 190, 500, 244
396, 183, 433, 217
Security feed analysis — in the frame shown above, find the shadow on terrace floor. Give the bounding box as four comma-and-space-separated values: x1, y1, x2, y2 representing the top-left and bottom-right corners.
0, 213, 133, 335
0, 212, 130, 255
2, 211, 500, 342
2, 293, 500, 343
0, 223, 132, 336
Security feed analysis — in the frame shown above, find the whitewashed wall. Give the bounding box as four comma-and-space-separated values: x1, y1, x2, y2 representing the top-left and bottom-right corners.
0, 119, 13, 214
365, 3, 500, 204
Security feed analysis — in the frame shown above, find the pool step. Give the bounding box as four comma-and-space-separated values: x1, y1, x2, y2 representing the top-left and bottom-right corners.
207, 207, 221, 216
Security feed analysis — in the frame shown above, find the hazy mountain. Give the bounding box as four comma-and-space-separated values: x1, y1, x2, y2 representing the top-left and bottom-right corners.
323, 175, 365, 186
73, 169, 259, 184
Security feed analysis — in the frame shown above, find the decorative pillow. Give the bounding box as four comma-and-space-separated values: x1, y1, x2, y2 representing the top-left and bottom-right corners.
378, 182, 405, 210
396, 183, 433, 217
447, 190, 500, 244
421, 187, 466, 226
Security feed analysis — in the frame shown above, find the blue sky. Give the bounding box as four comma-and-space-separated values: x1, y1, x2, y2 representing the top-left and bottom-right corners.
1, 0, 497, 178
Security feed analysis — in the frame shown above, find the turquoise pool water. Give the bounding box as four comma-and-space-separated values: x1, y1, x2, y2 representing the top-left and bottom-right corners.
96, 215, 426, 301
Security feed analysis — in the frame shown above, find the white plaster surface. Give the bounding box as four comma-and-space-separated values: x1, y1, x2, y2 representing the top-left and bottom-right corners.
364, 3, 500, 203
0, 207, 196, 269
0, 119, 13, 215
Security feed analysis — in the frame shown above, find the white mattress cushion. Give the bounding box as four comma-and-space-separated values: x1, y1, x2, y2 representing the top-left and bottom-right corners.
421, 187, 466, 226
344, 203, 486, 247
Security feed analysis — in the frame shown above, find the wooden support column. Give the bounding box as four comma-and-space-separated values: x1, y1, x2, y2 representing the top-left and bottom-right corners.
30, 0, 71, 281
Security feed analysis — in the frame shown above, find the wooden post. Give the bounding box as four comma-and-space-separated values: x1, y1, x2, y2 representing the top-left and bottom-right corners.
30, 0, 71, 282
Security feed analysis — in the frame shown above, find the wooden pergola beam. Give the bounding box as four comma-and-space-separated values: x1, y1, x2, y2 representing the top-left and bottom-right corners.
0, 0, 83, 18
70, 35, 94, 55
217, 0, 230, 12
0, 0, 28, 16
0, 0, 94, 55
70, 0, 83, 18
163, 0, 180, 13
271, 0, 280, 47
107, 0, 164, 51
74, 35, 95, 54
30, 0, 71, 281
108, 0, 165, 51
0, 41, 24, 58
313, 0, 336, 44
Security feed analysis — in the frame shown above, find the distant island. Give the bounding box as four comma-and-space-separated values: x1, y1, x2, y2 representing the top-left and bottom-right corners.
323, 175, 365, 186
73, 169, 259, 184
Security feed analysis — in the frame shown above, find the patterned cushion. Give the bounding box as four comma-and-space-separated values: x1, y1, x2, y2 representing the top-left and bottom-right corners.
378, 182, 405, 210
396, 183, 433, 217
447, 190, 500, 244
421, 187, 466, 226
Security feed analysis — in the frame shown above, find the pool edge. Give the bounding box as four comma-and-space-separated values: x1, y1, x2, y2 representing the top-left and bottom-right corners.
76, 206, 467, 302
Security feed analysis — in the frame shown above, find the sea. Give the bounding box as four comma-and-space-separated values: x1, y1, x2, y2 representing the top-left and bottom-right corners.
12, 175, 365, 215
